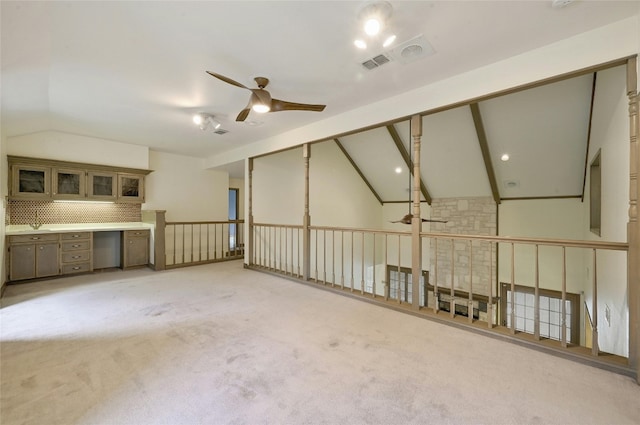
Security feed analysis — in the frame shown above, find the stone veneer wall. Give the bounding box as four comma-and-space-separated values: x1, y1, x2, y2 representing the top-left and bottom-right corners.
429, 197, 497, 297
6, 200, 141, 225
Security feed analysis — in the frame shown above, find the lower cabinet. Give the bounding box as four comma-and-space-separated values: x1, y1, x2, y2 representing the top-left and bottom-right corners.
8, 234, 60, 281
60, 232, 93, 275
122, 230, 150, 269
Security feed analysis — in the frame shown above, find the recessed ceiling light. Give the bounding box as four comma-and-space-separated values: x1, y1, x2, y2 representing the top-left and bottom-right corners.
395, 167, 402, 174
364, 18, 381, 35
501, 154, 510, 161
354, 39, 367, 49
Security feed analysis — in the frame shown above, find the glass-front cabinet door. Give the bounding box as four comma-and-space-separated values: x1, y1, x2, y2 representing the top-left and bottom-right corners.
88, 171, 117, 201
53, 168, 86, 200
11, 165, 51, 199
118, 173, 145, 203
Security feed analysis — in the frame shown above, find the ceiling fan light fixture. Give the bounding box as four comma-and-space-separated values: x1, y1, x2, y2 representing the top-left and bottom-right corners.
382, 34, 396, 48
252, 103, 270, 113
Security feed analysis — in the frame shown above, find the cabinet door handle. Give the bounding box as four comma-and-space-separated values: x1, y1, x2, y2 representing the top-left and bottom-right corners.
72, 255, 81, 259
129, 240, 133, 244
31, 237, 40, 240
72, 266, 81, 270
72, 244, 80, 248
72, 235, 80, 238
39, 246, 44, 250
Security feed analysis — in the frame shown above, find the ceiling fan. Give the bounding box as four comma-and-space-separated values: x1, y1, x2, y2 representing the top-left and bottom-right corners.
206, 71, 326, 122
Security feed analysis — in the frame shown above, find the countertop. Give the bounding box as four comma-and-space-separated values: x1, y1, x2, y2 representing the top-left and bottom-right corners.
5, 222, 153, 236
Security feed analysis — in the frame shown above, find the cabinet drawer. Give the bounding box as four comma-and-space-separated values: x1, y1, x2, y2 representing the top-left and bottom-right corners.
61, 262, 91, 275
62, 241, 90, 251
61, 251, 91, 263
61, 232, 90, 241
126, 230, 150, 238
9, 234, 59, 243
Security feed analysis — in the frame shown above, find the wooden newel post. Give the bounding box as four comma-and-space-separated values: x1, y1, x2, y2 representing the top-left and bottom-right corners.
626, 57, 640, 384
303, 144, 311, 281
411, 114, 423, 310
248, 158, 254, 267
141, 209, 166, 271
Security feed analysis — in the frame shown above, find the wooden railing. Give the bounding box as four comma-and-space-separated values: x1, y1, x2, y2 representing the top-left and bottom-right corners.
250, 222, 630, 368
165, 220, 244, 269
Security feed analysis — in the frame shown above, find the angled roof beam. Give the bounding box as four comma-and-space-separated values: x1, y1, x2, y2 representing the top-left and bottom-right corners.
470, 103, 501, 204
581, 73, 598, 202
334, 138, 383, 205
386, 125, 432, 205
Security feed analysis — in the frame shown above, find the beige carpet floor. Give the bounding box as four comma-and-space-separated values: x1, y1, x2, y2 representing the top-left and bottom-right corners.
1, 260, 639, 425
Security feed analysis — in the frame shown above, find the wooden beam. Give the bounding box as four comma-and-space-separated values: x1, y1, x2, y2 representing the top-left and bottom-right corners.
334, 138, 383, 205
581, 73, 598, 202
386, 124, 432, 205
470, 103, 500, 204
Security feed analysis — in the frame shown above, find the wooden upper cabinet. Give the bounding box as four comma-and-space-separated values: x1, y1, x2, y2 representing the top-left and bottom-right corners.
11, 164, 51, 199
88, 171, 117, 201
53, 168, 86, 200
118, 173, 145, 203
8, 156, 152, 203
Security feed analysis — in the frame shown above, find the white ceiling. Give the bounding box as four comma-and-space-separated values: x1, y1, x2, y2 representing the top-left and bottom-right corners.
1, 1, 638, 198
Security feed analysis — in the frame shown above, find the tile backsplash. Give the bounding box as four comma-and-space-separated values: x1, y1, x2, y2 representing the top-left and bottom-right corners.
7, 200, 141, 225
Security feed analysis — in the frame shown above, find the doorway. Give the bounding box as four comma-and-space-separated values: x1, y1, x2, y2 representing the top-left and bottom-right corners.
229, 188, 239, 249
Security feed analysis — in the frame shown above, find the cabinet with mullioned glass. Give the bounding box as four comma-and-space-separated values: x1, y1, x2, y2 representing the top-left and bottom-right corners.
118, 173, 145, 203
87, 171, 117, 201
10, 164, 52, 199
52, 168, 86, 200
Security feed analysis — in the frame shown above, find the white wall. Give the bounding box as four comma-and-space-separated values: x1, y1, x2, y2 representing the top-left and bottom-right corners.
498, 199, 587, 293
145, 150, 229, 222
252, 147, 304, 225
582, 65, 630, 357
309, 141, 382, 228
229, 178, 244, 219
6, 130, 149, 169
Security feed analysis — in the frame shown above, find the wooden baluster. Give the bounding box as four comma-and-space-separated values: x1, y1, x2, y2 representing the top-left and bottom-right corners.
361, 232, 365, 295
487, 241, 493, 328
206, 224, 210, 261
592, 249, 599, 356
434, 238, 439, 313
561, 246, 568, 348
332, 230, 336, 287
469, 240, 473, 323
372, 234, 376, 298
172, 225, 176, 266
341, 231, 345, 289
534, 245, 540, 340
450, 239, 455, 318
351, 232, 355, 292
510, 243, 516, 335
397, 234, 401, 303
323, 229, 327, 284
182, 224, 185, 265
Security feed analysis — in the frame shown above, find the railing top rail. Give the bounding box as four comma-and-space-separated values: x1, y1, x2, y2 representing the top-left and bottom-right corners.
421, 231, 628, 251
166, 220, 245, 225
252, 222, 628, 251
253, 223, 304, 229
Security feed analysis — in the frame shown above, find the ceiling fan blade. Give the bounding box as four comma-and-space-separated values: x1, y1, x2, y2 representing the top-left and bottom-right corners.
236, 108, 251, 122
270, 98, 326, 113
206, 71, 249, 90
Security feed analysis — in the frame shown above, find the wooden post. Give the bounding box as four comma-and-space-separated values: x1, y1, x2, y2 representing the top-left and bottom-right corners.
141, 209, 166, 271
248, 158, 254, 266
303, 144, 311, 281
411, 114, 423, 311
626, 57, 640, 383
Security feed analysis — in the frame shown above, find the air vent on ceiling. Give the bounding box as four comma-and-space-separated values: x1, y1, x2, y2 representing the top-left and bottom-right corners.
362, 53, 392, 70
214, 129, 229, 135
387, 34, 435, 65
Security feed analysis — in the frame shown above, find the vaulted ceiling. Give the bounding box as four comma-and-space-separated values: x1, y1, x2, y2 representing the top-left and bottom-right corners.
334, 67, 619, 203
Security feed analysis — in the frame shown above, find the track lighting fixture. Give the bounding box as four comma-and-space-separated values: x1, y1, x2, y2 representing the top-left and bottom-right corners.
192, 113, 222, 131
